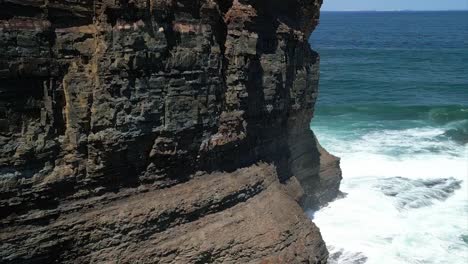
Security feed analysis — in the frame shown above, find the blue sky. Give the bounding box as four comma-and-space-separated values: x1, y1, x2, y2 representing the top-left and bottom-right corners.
322, 0, 468, 11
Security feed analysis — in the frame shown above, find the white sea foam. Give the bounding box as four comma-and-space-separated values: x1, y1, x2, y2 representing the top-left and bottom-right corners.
312, 127, 468, 264
317, 127, 462, 158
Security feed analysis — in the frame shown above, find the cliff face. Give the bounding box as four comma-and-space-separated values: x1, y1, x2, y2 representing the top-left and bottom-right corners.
0, 0, 341, 263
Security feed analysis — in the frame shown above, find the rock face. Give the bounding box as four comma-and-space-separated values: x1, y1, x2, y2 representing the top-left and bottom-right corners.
0, 0, 341, 263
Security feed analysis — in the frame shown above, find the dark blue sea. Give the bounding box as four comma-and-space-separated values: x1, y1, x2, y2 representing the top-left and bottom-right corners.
309, 11, 468, 264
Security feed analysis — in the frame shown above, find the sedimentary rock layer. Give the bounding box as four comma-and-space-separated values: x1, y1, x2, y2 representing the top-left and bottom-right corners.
0, 0, 341, 263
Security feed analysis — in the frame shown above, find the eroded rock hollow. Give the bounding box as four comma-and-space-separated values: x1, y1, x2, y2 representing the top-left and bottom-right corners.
0, 0, 341, 263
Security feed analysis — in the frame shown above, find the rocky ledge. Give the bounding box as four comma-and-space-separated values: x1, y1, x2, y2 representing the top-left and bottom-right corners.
0, 0, 341, 263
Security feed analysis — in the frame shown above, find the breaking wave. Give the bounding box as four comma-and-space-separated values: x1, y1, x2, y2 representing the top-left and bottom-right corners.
310, 110, 467, 264
310, 11, 468, 264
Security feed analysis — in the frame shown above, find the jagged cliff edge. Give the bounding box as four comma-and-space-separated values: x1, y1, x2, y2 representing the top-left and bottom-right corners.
0, 0, 341, 263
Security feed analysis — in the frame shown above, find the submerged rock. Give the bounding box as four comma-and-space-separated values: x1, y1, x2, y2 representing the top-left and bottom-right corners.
377, 177, 462, 209
0, 0, 341, 263
328, 246, 368, 264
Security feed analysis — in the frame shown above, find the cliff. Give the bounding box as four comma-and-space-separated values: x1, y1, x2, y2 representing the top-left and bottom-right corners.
0, 0, 341, 263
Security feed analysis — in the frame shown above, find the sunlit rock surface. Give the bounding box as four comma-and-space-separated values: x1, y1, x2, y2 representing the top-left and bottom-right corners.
0, 0, 341, 263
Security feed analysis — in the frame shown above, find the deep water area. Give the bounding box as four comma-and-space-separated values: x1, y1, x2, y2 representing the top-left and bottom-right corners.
310, 11, 468, 264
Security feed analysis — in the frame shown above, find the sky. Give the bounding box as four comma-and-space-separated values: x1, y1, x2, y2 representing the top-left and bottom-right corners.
322, 0, 468, 11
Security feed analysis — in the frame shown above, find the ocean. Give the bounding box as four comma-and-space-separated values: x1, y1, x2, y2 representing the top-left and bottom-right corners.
309, 11, 468, 264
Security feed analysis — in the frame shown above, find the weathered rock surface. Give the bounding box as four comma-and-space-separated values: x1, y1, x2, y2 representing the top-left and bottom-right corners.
0, 0, 341, 263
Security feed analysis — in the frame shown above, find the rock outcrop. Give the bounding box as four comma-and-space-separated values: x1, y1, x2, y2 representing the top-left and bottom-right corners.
0, 0, 341, 263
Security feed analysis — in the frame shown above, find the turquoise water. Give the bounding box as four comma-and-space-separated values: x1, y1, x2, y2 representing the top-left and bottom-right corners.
309, 11, 468, 264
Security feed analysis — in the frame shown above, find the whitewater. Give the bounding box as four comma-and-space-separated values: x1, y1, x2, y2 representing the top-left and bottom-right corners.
309, 11, 468, 264
311, 126, 467, 264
